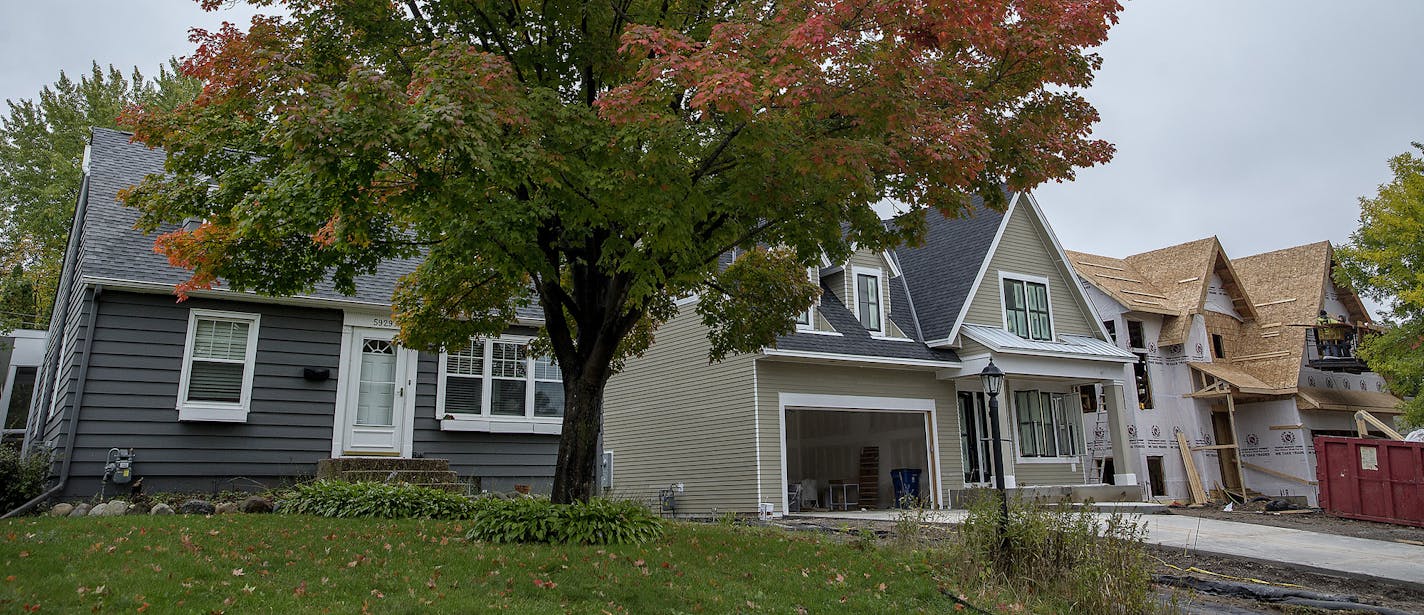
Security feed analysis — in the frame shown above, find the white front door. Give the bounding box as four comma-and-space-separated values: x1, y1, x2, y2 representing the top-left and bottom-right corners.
341, 328, 413, 456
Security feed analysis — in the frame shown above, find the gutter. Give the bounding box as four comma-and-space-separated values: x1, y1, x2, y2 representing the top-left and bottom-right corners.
3, 284, 103, 518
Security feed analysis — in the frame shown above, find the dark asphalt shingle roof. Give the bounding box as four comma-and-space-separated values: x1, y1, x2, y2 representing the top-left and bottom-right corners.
771, 278, 960, 363
892, 197, 1006, 342
82, 128, 542, 319
85, 128, 1010, 365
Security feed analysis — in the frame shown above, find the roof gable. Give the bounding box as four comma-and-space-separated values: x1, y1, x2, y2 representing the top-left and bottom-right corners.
947, 193, 1108, 344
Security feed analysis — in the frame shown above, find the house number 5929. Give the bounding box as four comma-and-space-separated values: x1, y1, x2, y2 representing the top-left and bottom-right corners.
372, 318, 395, 328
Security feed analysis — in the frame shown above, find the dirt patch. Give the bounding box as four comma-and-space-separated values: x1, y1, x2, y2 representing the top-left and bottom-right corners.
772, 515, 1424, 613
1149, 544, 1424, 613
1168, 504, 1424, 544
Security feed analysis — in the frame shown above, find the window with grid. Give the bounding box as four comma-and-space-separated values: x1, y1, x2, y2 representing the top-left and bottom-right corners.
178, 310, 260, 420
1015, 390, 1080, 457
443, 339, 485, 414
1004, 278, 1052, 341
438, 339, 563, 420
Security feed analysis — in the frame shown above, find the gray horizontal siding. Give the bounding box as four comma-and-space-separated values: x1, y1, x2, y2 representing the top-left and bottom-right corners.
411, 352, 559, 492
60, 290, 342, 497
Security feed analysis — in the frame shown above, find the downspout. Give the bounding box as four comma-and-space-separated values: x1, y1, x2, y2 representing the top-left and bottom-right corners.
3, 284, 103, 518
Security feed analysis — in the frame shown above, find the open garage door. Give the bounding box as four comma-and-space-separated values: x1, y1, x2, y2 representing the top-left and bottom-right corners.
785, 408, 934, 511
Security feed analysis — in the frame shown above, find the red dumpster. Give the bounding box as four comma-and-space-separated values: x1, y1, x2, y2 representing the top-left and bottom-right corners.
1315, 436, 1424, 528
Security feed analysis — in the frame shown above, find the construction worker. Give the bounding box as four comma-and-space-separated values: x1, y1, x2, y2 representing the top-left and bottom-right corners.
1317, 310, 1345, 358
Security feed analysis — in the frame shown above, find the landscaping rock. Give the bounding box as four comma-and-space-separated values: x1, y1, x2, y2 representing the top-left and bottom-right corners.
88, 502, 109, 516
150, 503, 174, 515
178, 499, 215, 515
240, 496, 274, 514
128, 503, 150, 515
103, 501, 128, 516
50, 503, 73, 517
69, 503, 91, 517
215, 502, 240, 515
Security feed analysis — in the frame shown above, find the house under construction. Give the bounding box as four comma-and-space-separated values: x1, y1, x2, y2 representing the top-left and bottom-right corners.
1067, 239, 1402, 505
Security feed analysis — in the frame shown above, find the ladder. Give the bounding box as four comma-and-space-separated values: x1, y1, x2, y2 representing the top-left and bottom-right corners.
1084, 384, 1111, 484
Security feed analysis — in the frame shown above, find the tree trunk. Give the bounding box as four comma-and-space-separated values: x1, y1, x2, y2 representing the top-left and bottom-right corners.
550, 371, 609, 504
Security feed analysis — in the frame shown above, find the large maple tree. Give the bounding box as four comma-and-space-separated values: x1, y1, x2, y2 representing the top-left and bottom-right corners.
121, 0, 1119, 502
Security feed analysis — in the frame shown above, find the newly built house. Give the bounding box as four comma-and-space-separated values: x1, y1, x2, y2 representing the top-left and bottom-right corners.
603, 193, 1144, 516
1069, 239, 1402, 505
20, 128, 561, 499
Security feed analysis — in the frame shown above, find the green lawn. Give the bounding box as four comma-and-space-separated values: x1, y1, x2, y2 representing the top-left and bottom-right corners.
1, 515, 980, 613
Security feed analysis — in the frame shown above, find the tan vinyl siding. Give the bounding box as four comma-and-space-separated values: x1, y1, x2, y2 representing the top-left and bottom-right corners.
963, 204, 1094, 336
845, 250, 892, 324
602, 306, 759, 514
754, 361, 964, 506
1013, 462, 1083, 485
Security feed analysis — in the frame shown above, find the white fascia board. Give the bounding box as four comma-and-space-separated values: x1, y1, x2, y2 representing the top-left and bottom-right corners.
760, 348, 960, 369
943, 192, 1018, 347
1021, 192, 1115, 342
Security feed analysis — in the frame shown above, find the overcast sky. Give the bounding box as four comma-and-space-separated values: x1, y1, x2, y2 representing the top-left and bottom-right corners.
3, 1, 1422, 262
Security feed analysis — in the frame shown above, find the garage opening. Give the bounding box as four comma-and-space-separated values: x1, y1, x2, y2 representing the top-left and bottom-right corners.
785, 408, 932, 511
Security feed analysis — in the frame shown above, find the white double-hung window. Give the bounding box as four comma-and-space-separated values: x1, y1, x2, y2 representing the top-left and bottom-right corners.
177, 309, 261, 422
438, 338, 564, 433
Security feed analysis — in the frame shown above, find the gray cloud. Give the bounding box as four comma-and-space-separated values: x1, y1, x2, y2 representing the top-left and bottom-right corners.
1035, 1, 1424, 266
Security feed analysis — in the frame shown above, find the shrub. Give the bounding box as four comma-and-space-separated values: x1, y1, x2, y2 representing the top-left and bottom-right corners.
467, 497, 663, 545
0, 446, 53, 512
947, 491, 1156, 614
277, 480, 481, 520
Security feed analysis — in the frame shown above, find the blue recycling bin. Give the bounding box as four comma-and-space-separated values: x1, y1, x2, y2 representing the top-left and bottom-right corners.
891, 468, 922, 507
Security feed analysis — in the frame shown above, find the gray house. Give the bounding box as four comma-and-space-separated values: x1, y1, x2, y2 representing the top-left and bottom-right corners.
603, 192, 1143, 515
20, 128, 559, 499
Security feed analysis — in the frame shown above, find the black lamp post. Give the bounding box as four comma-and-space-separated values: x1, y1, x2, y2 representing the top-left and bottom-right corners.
980, 359, 1009, 541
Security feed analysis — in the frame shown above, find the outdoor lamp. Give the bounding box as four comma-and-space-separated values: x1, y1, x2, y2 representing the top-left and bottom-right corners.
980, 360, 1004, 396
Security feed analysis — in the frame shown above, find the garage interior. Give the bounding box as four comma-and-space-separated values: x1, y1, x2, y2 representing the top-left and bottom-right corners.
785, 408, 932, 510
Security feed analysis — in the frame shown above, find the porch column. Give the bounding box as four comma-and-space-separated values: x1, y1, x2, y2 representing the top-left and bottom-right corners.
1103, 382, 1140, 485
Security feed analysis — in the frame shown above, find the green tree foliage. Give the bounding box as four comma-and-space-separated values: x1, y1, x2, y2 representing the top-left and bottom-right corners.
1336, 143, 1424, 426
0, 61, 199, 330
120, 0, 1120, 502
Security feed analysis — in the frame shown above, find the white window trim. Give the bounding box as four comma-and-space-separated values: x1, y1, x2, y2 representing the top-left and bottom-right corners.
850, 265, 886, 334
1010, 388, 1083, 463
436, 335, 563, 433
795, 266, 819, 331
176, 308, 261, 422
998, 271, 1055, 342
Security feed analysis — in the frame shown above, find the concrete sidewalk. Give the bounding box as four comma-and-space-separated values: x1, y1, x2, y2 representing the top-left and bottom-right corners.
792, 510, 1424, 589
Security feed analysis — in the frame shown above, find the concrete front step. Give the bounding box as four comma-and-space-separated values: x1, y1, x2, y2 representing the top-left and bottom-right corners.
317, 457, 453, 477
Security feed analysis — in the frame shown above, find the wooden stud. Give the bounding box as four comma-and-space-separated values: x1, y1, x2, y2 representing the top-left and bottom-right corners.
1269, 424, 1302, 430
1241, 461, 1317, 486
1176, 431, 1208, 505
1190, 444, 1238, 451
1225, 393, 1248, 504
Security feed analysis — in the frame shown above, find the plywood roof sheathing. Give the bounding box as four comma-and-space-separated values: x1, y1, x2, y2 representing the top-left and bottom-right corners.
1122, 289, 1168, 299
1080, 261, 1125, 271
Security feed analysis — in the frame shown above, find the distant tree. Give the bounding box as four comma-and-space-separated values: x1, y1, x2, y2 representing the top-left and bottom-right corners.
1336, 143, 1424, 426
0, 61, 199, 330
121, 0, 1120, 502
